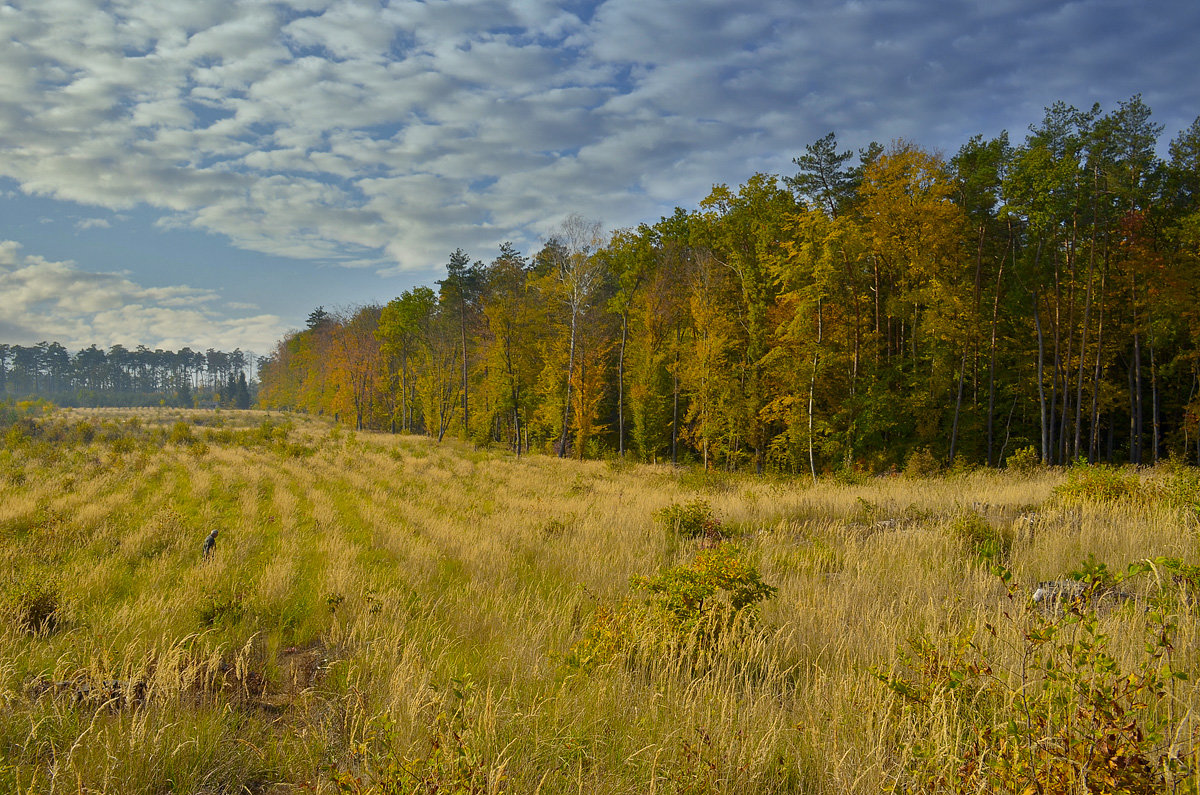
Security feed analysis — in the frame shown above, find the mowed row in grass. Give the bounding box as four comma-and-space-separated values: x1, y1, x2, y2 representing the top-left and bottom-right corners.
1, 407, 1199, 793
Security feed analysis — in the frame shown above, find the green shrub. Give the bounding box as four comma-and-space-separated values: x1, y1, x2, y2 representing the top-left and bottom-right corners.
168, 421, 198, 445
1056, 460, 1142, 503
654, 499, 722, 539
257, 417, 292, 444
4, 575, 60, 635
904, 447, 941, 477
1005, 444, 1040, 473
564, 543, 776, 671
832, 466, 869, 485
70, 420, 96, 444
634, 542, 776, 626
948, 511, 1010, 563
1158, 465, 1200, 520
4, 417, 38, 447
332, 708, 496, 794
197, 584, 249, 627
879, 569, 1190, 793
1067, 553, 1120, 589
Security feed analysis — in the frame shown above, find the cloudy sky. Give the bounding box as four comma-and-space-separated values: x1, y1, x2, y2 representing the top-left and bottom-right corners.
2, 0, 1198, 357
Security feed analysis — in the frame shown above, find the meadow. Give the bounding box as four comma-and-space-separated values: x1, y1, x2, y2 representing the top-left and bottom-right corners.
2, 406, 1199, 793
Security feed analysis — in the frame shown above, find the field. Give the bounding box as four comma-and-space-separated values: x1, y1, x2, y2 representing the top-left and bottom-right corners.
2, 407, 1200, 793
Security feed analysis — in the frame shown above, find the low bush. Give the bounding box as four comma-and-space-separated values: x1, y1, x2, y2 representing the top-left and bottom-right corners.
1005, 444, 1040, 473
948, 511, 1010, 563
168, 421, 197, 445
1055, 460, 1142, 503
1156, 464, 1200, 521
655, 499, 722, 539
904, 447, 941, 477
879, 568, 1191, 793
633, 542, 776, 627
332, 708, 498, 795
4, 574, 60, 635
197, 583, 250, 628
563, 543, 776, 671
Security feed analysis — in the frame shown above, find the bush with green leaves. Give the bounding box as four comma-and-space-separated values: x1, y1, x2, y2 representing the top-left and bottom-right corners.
1055, 460, 1142, 503
654, 498, 722, 539
197, 583, 250, 628
4, 573, 61, 635
564, 543, 776, 671
949, 511, 1010, 563
633, 543, 776, 627
168, 420, 197, 445
1155, 464, 1200, 521
331, 686, 498, 795
878, 566, 1193, 794
1005, 444, 1041, 473
904, 446, 942, 477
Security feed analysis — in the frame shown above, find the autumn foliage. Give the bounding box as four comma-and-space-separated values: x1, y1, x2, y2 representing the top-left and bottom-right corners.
259, 98, 1200, 472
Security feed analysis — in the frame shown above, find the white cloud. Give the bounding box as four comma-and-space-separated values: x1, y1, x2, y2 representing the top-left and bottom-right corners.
0, 240, 284, 353
0, 0, 1197, 285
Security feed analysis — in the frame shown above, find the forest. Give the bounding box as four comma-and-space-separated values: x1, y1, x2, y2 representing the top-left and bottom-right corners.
0, 343, 254, 408
256, 96, 1200, 474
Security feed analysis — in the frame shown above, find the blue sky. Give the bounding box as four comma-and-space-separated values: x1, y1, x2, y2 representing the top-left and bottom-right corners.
2, 0, 1198, 359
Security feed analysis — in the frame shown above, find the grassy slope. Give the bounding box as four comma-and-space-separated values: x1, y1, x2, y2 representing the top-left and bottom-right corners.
1, 408, 1198, 793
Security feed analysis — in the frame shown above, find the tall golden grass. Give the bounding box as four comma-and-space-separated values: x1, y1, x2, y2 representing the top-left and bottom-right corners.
0, 407, 1197, 793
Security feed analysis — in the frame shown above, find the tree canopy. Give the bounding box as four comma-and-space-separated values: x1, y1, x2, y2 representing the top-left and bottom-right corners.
257, 98, 1200, 472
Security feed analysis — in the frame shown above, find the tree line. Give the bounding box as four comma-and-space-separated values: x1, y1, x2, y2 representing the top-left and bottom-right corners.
0, 342, 254, 408
258, 96, 1200, 473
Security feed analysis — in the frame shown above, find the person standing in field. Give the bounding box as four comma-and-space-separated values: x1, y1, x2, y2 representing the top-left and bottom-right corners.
202, 528, 218, 560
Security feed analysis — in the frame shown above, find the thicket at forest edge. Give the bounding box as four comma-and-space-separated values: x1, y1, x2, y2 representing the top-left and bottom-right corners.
257, 96, 1200, 474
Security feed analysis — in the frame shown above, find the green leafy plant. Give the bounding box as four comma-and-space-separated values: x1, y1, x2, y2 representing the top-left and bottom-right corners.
904, 446, 941, 477
332, 682, 500, 794
1156, 465, 1200, 521
655, 499, 723, 539
949, 511, 1010, 563
1056, 460, 1142, 503
1067, 553, 1120, 590
1005, 445, 1040, 473
633, 542, 776, 627
563, 543, 776, 671
5, 575, 60, 635
878, 567, 1193, 794
168, 421, 197, 445
197, 583, 249, 627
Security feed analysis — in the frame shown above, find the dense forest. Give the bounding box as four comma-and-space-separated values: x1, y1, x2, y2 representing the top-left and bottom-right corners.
258, 97, 1200, 473
0, 343, 254, 408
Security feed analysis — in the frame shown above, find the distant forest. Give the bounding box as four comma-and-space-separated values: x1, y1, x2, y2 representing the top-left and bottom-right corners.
0, 342, 254, 409
254, 96, 1200, 472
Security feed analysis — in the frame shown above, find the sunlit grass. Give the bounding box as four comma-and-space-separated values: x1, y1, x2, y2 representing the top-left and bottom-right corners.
0, 407, 1197, 792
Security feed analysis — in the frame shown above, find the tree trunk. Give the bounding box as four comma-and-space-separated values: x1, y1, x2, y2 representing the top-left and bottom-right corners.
671, 326, 680, 466
511, 378, 522, 458
1150, 342, 1160, 464
986, 247, 1006, 466
558, 307, 577, 458
949, 346, 968, 464
460, 301, 470, 438
1073, 247, 1095, 461
808, 299, 822, 484
1128, 353, 1138, 464
1033, 289, 1049, 464
617, 312, 628, 458
400, 353, 408, 431
1089, 261, 1108, 461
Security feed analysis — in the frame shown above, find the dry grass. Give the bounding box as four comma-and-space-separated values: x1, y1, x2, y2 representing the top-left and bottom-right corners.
0, 407, 1198, 793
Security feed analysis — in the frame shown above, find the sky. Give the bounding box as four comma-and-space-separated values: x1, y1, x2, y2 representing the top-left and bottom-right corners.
2, 0, 1198, 359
